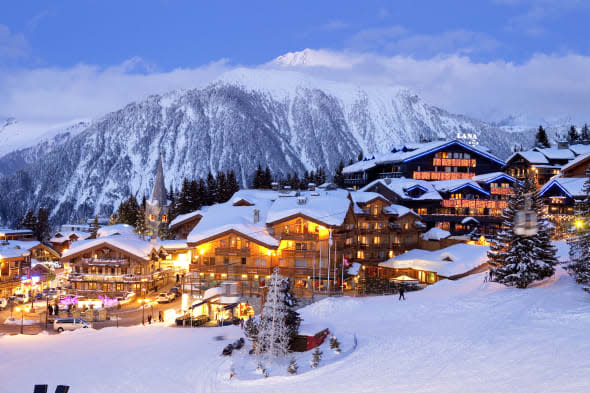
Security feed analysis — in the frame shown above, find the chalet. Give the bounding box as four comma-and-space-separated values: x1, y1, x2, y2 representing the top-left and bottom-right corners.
50, 231, 91, 254
0, 244, 31, 297
169, 210, 205, 240
561, 153, 590, 178
61, 234, 167, 298
0, 228, 34, 241
185, 188, 425, 296
378, 243, 490, 284
343, 140, 505, 188
538, 176, 588, 233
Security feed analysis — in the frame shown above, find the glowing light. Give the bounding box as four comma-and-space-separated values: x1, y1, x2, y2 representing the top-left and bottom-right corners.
199, 248, 205, 255
241, 274, 248, 279
181, 293, 188, 313
575, 220, 584, 229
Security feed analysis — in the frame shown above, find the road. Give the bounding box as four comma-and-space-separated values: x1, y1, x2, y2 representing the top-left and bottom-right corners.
0, 285, 198, 336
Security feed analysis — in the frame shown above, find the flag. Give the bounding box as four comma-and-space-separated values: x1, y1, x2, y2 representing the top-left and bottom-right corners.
343, 256, 350, 267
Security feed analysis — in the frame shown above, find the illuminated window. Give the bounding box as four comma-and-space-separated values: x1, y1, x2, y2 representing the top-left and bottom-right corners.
161, 214, 168, 223
372, 206, 379, 216
417, 208, 427, 215
357, 250, 365, 259
149, 214, 156, 221
373, 236, 380, 245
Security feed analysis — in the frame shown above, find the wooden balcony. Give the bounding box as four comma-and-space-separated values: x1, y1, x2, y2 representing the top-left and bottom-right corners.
281, 249, 320, 258
279, 232, 319, 241
81, 258, 128, 266
68, 273, 159, 283
215, 247, 251, 257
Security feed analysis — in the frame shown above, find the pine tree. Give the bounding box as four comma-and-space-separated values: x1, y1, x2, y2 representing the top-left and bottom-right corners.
567, 176, 590, 293
19, 210, 37, 232
217, 171, 228, 203
197, 179, 208, 208
535, 125, 550, 148
244, 317, 259, 341
287, 358, 298, 375
582, 124, 590, 143
135, 206, 148, 239
290, 172, 300, 190
568, 125, 579, 144
189, 180, 200, 210
177, 178, 191, 214
89, 216, 100, 239
227, 170, 240, 198
280, 277, 302, 342
255, 268, 291, 363
310, 348, 322, 368
263, 167, 273, 189
490, 176, 558, 288
333, 160, 345, 188
252, 164, 264, 189
35, 208, 51, 243
158, 221, 174, 240
206, 172, 218, 205
358, 151, 364, 162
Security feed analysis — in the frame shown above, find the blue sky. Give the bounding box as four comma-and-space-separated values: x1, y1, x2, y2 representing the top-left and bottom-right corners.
1, 0, 590, 125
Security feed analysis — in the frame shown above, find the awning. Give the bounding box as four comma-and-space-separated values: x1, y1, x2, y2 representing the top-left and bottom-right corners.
223, 303, 239, 310
190, 300, 207, 309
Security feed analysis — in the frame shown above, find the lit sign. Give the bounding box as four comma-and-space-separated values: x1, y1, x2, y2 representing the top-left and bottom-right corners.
490, 187, 513, 195
432, 158, 476, 167
414, 172, 474, 180
441, 200, 508, 209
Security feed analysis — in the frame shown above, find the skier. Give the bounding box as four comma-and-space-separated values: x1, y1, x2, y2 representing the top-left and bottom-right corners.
398, 285, 406, 301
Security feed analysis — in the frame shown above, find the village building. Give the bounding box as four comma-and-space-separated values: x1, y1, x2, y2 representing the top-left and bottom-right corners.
343, 140, 505, 188
169, 210, 205, 240
0, 228, 34, 241
360, 172, 519, 236
61, 233, 168, 298
50, 231, 91, 254
378, 243, 490, 284
0, 244, 31, 298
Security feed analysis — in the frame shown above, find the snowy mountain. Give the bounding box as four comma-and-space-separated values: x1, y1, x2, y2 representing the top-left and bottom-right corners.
0, 68, 530, 225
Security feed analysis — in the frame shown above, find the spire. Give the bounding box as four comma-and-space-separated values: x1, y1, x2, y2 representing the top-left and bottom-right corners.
151, 156, 168, 205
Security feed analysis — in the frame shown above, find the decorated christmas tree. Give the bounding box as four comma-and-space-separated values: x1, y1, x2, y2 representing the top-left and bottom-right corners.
329, 335, 341, 354
287, 358, 298, 375
310, 348, 322, 368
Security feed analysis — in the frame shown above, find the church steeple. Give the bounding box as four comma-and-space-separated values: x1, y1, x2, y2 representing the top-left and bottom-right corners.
151, 156, 168, 205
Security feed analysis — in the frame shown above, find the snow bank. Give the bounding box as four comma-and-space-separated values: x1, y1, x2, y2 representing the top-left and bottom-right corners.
421, 227, 451, 241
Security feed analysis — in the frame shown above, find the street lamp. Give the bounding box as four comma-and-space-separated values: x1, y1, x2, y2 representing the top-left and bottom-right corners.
15, 306, 29, 334
138, 298, 150, 325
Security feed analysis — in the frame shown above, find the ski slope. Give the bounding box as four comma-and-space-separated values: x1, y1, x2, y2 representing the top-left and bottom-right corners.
1, 245, 589, 392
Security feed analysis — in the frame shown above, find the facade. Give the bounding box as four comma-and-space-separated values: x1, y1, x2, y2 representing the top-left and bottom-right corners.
61, 235, 167, 298
361, 172, 519, 236
185, 188, 425, 295
50, 231, 91, 254
538, 176, 588, 234
0, 245, 31, 297
145, 157, 171, 238
169, 211, 205, 240
343, 140, 505, 188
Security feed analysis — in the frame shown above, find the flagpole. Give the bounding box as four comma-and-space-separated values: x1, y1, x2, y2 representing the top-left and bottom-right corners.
328, 230, 331, 293
312, 255, 315, 294
319, 240, 322, 292
334, 239, 337, 291
341, 255, 345, 295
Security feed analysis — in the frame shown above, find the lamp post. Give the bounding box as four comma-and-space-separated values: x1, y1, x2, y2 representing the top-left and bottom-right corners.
139, 298, 146, 326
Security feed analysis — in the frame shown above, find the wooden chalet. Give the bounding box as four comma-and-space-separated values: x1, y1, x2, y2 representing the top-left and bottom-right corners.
0, 245, 31, 297
0, 228, 34, 241
50, 231, 91, 254
343, 140, 505, 188
169, 211, 204, 240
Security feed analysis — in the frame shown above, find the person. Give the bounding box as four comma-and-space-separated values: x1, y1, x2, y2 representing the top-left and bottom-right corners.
54, 303, 59, 315
240, 318, 244, 329
147, 314, 152, 324
176, 273, 180, 284
398, 286, 406, 301
489, 270, 494, 282
47, 304, 53, 316
159, 310, 164, 323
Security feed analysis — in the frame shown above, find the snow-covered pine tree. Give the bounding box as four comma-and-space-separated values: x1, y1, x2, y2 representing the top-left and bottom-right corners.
244, 317, 258, 341
535, 125, 550, 148
567, 176, 590, 293
287, 358, 298, 375
89, 216, 100, 239
280, 277, 302, 343
329, 335, 341, 353
491, 176, 558, 288
255, 268, 291, 364
310, 348, 322, 368
135, 206, 148, 239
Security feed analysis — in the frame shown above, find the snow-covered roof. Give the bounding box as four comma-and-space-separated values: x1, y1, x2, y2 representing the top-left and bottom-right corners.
97, 224, 136, 238
421, 227, 451, 241
561, 153, 590, 173
384, 204, 418, 217
539, 177, 589, 198
379, 243, 490, 278
187, 197, 279, 248
61, 235, 162, 260
0, 228, 32, 235
568, 144, 590, 156
343, 140, 504, 174
50, 231, 91, 244
471, 172, 517, 184
0, 244, 30, 259
507, 150, 549, 164
361, 178, 442, 201
169, 209, 206, 229
431, 179, 489, 195
350, 191, 389, 205
159, 239, 188, 250
4, 240, 41, 250
532, 147, 575, 160
266, 191, 351, 227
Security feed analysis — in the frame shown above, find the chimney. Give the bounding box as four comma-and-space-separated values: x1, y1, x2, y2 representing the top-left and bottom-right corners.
557, 140, 569, 149
271, 182, 279, 191
253, 208, 260, 224
308, 182, 316, 191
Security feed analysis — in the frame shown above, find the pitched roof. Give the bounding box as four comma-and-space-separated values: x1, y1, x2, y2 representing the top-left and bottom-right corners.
471, 172, 517, 184
169, 209, 206, 230
97, 224, 136, 238
561, 153, 590, 173
360, 178, 442, 201
61, 234, 163, 261
532, 147, 575, 160
539, 177, 589, 198
150, 156, 168, 205
507, 150, 550, 164
50, 231, 91, 244
431, 179, 490, 195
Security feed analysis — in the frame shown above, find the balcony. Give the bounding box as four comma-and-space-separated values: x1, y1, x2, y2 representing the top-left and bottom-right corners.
344, 178, 366, 185
81, 258, 128, 266
215, 247, 251, 257
281, 249, 320, 258
279, 232, 319, 241
68, 273, 158, 283
378, 172, 404, 179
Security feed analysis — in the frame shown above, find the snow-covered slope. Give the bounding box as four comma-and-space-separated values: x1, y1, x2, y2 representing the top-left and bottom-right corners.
1, 243, 589, 392
0, 68, 526, 225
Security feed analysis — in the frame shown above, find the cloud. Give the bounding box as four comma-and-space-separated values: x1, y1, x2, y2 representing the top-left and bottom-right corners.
0, 24, 29, 60
265, 48, 590, 124
321, 20, 349, 31
348, 26, 500, 58
0, 58, 232, 125
26, 10, 53, 33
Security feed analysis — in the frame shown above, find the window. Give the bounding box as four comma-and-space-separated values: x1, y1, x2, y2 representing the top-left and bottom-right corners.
417, 208, 427, 215
241, 257, 247, 265
88, 282, 96, 290
255, 258, 267, 267
295, 260, 306, 268
149, 214, 156, 221
372, 206, 379, 216
204, 257, 216, 266
357, 250, 364, 259
116, 283, 123, 291
223, 257, 230, 265
345, 237, 352, 245
161, 214, 168, 223
373, 236, 380, 245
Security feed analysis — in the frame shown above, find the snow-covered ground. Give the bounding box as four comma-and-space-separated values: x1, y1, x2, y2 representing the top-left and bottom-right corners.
1, 244, 589, 392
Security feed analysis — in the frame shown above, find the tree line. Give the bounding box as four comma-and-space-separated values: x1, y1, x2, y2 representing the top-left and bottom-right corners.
17, 208, 51, 243
251, 163, 329, 190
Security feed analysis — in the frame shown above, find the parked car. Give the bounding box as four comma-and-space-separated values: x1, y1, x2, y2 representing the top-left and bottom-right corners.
53, 318, 92, 333
168, 287, 180, 299
175, 314, 209, 327
0, 298, 7, 310
14, 293, 29, 304
156, 293, 173, 304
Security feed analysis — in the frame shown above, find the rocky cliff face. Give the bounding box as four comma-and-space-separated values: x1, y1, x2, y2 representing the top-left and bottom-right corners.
0, 68, 528, 225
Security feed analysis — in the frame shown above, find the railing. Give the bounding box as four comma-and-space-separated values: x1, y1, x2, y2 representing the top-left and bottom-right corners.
279, 232, 319, 241
344, 178, 366, 185
378, 172, 404, 179
68, 273, 158, 282
280, 249, 320, 258
82, 258, 128, 266
215, 247, 251, 257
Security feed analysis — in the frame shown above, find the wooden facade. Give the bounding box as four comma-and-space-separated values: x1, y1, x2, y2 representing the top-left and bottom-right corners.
0, 251, 30, 297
